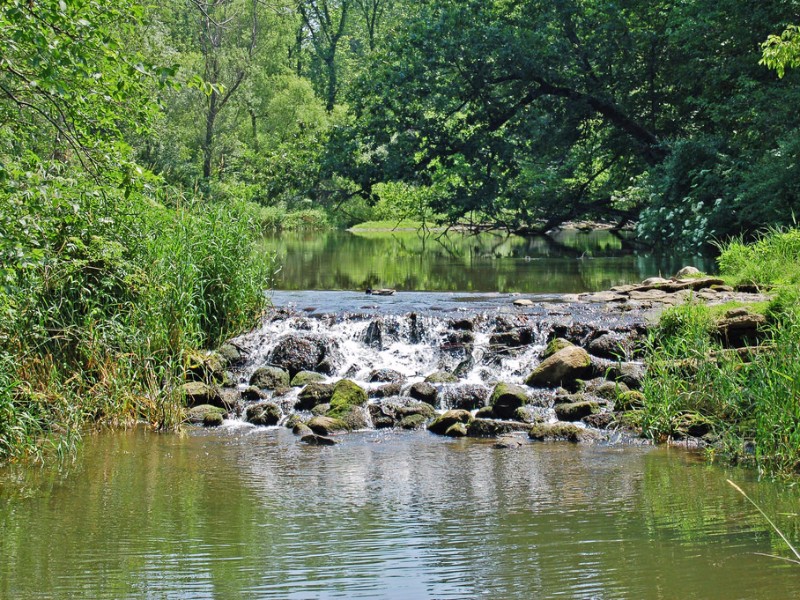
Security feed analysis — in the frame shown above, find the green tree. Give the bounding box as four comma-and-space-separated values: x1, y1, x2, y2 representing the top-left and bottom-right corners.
762, 25, 800, 77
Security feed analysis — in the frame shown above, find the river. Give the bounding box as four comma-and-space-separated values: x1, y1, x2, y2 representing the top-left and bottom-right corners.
1, 229, 797, 599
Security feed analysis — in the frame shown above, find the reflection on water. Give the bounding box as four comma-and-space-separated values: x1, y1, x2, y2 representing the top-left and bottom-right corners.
1, 428, 798, 599
262, 230, 715, 293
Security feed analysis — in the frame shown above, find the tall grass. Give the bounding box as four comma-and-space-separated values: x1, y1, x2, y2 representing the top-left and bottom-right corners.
641, 228, 800, 476
0, 186, 271, 463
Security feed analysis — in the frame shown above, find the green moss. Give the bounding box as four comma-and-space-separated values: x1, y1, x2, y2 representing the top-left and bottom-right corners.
328, 379, 368, 419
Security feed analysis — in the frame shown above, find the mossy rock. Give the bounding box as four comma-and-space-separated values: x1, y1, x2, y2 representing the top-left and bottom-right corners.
489, 382, 529, 419
672, 413, 715, 439
424, 371, 459, 384
283, 413, 304, 429
428, 409, 473, 435
542, 338, 574, 359
526, 346, 593, 388
301, 434, 337, 446
398, 402, 436, 420
328, 379, 368, 418
216, 343, 242, 366
249, 366, 290, 390
445, 422, 468, 437
594, 380, 628, 401
400, 413, 428, 430
554, 401, 600, 422
186, 404, 226, 425
615, 390, 646, 411
203, 412, 224, 427
307, 415, 349, 435
291, 371, 327, 387
245, 402, 282, 426
180, 381, 224, 409
514, 406, 545, 424
296, 383, 335, 410
241, 386, 265, 401
293, 422, 314, 436
466, 419, 530, 437
528, 422, 595, 442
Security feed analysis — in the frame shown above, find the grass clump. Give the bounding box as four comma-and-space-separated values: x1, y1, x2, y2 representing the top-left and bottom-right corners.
718, 228, 800, 288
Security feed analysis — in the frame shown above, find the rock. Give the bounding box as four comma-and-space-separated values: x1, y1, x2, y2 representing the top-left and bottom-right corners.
513, 298, 534, 307
444, 384, 490, 410
474, 406, 495, 419
494, 435, 526, 449
284, 413, 304, 430
466, 419, 530, 437
445, 423, 468, 437
583, 412, 614, 429
715, 311, 767, 348
180, 382, 224, 409
672, 413, 714, 439
249, 366, 290, 390
329, 380, 368, 416
363, 320, 383, 349
291, 371, 326, 386
216, 343, 242, 366
525, 346, 593, 389
296, 382, 335, 410
490, 328, 533, 348
307, 416, 349, 435
453, 356, 475, 378
449, 318, 474, 331
514, 406, 546, 424
615, 390, 646, 411
425, 371, 458, 384
409, 381, 438, 405
372, 382, 403, 398
555, 401, 600, 421
311, 403, 330, 416
602, 361, 646, 389
428, 409, 473, 435
203, 412, 224, 427
593, 380, 628, 401
268, 334, 338, 377
399, 414, 428, 430
368, 368, 405, 383
529, 422, 600, 442
588, 333, 629, 360
542, 338, 574, 359
369, 404, 396, 429
675, 266, 702, 278
641, 277, 670, 286
244, 402, 282, 426
301, 434, 338, 446
183, 350, 227, 384
489, 383, 530, 419
292, 421, 314, 436
186, 404, 226, 425
240, 386, 265, 401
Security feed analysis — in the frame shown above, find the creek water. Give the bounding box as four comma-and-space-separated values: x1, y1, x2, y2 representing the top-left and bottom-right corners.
2, 229, 798, 599
262, 229, 715, 293
1, 428, 799, 599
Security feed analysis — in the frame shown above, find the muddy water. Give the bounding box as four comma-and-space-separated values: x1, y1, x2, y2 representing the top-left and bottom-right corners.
1, 428, 798, 599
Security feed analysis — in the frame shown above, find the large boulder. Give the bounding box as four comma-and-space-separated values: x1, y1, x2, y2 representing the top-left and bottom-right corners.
428, 409, 473, 435
180, 382, 225, 409
249, 366, 290, 390
525, 346, 593, 389
268, 334, 339, 377
489, 383, 529, 419
296, 382, 335, 410
245, 402, 282, 426
327, 380, 369, 430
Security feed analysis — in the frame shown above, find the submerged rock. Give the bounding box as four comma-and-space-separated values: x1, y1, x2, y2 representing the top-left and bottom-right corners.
493, 435, 526, 449
529, 422, 600, 442
301, 434, 337, 446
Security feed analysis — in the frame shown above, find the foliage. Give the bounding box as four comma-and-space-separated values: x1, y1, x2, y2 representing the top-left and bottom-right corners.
762, 24, 800, 78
